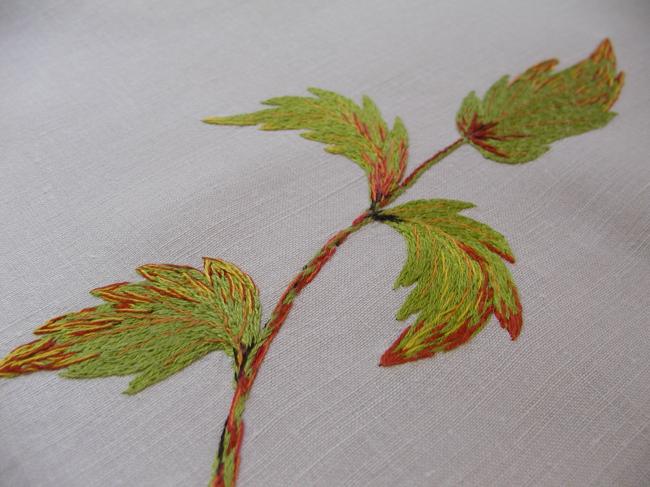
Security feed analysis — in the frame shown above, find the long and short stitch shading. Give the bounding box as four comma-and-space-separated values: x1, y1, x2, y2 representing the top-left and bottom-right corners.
456, 39, 623, 163
203, 88, 409, 208
0, 258, 265, 394
0, 39, 624, 487
376, 199, 522, 365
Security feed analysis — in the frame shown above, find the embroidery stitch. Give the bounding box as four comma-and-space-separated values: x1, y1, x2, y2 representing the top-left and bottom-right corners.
376, 199, 522, 365
0, 40, 624, 487
1, 259, 265, 394
203, 87, 408, 207
457, 39, 623, 163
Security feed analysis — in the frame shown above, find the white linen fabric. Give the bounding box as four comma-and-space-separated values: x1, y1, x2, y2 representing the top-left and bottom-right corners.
1, 1, 649, 486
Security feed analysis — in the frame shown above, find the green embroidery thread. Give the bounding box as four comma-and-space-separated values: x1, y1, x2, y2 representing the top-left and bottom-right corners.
0, 259, 265, 395
378, 199, 521, 365
0, 39, 623, 487
203, 87, 408, 207
456, 39, 623, 163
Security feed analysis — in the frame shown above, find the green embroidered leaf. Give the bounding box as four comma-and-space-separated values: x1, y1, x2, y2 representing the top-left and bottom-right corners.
0, 258, 263, 394
377, 200, 522, 365
204, 88, 408, 206
457, 39, 624, 163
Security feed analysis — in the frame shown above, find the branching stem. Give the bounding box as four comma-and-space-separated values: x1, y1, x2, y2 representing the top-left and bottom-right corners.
388, 137, 465, 205
209, 139, 465, 486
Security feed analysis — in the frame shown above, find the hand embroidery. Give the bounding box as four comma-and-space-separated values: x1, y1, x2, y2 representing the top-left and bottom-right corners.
1, 39, 623, 487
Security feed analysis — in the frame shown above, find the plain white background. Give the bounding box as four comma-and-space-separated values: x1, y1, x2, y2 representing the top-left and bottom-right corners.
1, 1, 649, 485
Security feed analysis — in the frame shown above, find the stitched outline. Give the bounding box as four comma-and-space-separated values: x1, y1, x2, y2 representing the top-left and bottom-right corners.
0, 39, 623, 487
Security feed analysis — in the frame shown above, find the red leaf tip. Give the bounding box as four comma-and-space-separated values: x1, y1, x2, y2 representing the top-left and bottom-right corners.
379, 349, 402, 367
495, 286, 523, 340
379, 340, 436, 367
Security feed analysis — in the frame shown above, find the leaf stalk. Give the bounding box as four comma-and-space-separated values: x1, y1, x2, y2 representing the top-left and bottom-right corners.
209, 141, 462, 486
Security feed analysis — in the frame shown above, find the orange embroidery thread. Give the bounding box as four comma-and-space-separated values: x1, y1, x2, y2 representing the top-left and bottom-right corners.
1, 39, 623, 487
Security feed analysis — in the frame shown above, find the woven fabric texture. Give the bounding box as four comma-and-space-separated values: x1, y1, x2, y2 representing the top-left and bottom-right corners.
1, 0, 649, 486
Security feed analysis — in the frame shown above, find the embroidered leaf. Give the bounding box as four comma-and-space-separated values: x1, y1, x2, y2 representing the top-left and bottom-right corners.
457, 39, 624, 163
377, 200, 522, 365
204, 88, 408, 206
0, 258, 263, 394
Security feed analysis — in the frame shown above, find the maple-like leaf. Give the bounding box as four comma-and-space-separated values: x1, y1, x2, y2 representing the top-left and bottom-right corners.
456, 38, 624, 163
203, 88, 408, 206
377, 200, 521, 365
0, 258, 263, 394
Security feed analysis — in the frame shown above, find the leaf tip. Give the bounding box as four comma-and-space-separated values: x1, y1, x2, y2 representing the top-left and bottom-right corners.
590, 38, 614, 62
0, 359, 19, 377
482, 241, 516, 264
378, 350, 400, 367
501, 312, 523, 341
202, 256, 220, 267
495, 286, 523, 340
379, 346, 433, 367
379, 346, 409, 367
306, 87, 325, 97
616, 70, 625, 85
379, 324, 434, 366
0, 338, 86, 377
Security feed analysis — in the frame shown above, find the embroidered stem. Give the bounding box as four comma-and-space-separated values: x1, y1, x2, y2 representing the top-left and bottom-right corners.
387, 137, 465, 205
210, 369, 249, 487
0, 42, 624, 487
209, 211, 372, 486
209, 139, 465, 486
